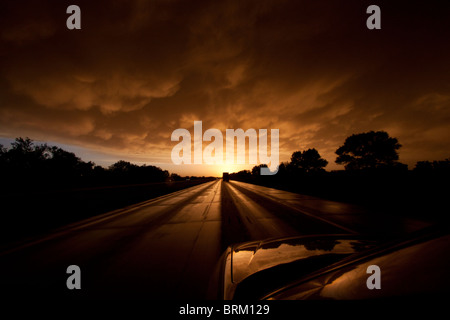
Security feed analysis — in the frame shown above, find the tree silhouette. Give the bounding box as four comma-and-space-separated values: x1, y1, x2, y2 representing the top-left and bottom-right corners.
0, 144, 6, 160
335, 131, 402, 170
108, 160, 169, 183
109, 160, 136, 173
414, 159, 450, 174
170, 173, 183, 181
252, 164, 268, 176
11, 137, 34, 153
6, 137, 48, 175
289, 148, 328, 173
229, 169, 252, 181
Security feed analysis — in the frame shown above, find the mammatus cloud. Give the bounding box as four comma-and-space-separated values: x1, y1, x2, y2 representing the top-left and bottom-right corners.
1, 0, 449, 174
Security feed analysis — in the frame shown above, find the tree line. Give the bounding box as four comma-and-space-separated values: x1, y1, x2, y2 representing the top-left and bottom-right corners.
230, 130, 449, 180
0, 137, 179, 190
2, 131, 448, 192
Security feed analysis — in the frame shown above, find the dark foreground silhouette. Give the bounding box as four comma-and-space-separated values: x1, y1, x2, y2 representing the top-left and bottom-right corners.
0, 137, 215, 247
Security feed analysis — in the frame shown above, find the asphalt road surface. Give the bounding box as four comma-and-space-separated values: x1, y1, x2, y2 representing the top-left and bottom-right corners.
0, 180, 428, 299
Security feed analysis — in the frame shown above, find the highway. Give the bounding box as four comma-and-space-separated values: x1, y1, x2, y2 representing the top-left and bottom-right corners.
0, 179, 427, 299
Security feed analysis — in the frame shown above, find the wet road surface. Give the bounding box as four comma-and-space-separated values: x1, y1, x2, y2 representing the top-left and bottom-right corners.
0, 180, 428, 299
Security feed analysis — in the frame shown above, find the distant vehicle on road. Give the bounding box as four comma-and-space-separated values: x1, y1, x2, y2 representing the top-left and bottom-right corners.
223, 172, 229, 182
209, 226, 450, 300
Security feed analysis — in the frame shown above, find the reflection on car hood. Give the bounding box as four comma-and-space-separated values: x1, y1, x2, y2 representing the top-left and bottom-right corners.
231, 235, 377, 284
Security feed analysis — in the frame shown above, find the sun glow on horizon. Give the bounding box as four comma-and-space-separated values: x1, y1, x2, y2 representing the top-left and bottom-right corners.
216, 163, 253, 176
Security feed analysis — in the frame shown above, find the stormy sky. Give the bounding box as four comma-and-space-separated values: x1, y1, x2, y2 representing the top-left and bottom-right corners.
1, 0, 449, 176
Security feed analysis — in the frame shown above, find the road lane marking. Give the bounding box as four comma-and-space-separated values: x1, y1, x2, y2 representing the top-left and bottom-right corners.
230, 181, 358, 234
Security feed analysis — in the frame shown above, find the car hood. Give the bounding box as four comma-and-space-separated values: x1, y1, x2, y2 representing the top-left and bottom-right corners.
223, 234, 378, 299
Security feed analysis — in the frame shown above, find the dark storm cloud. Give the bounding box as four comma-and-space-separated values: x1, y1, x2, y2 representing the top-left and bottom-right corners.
1, 0, 449, 170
